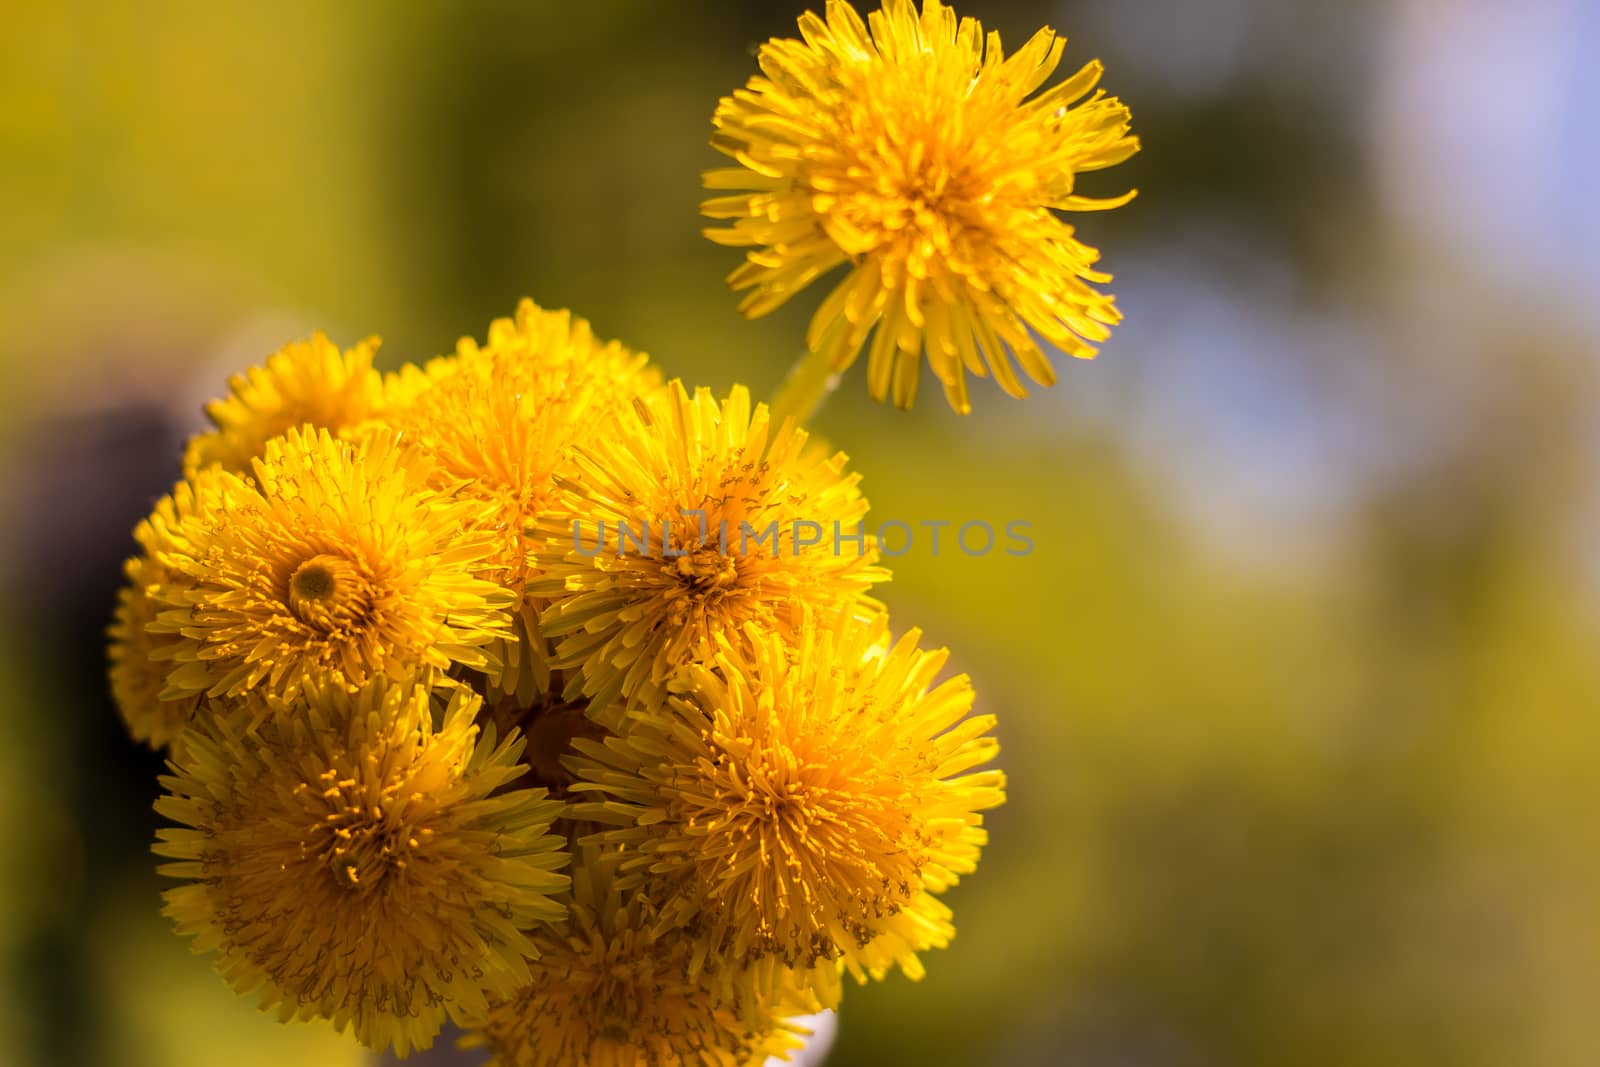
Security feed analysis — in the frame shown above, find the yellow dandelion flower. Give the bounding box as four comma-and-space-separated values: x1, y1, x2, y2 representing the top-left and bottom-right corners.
530, 382, 887, 710
108, 554, 202, 748
153, 674, 569, 1057
383, 300, 657, 703
375, 342, 460, 412
108, 468, 238, 746
183, 331, 385, 475
568, 613, 1005, 1007
466, 847, 809, 1067
140, 425, 514, 702
703, 0, 1139, 412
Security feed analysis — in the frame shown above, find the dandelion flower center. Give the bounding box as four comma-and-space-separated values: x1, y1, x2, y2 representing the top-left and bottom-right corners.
819, 60, 996, 262
669, 546, 741, 593
300, 765, 424, 891
289, 558, 337, 601
286, 554, 365, 623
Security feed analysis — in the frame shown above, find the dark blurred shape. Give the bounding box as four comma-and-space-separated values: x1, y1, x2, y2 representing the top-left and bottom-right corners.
375, 1027, 480, 1067
1, 404, 187, 1067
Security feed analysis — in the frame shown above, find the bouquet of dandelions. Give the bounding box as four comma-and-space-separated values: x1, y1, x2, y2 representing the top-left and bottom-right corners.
106, 2, 1137, 1063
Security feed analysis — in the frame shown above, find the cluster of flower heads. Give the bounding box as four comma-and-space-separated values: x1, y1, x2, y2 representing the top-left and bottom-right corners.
109, 299, 1003, 1063
109, 0, 1137, 1062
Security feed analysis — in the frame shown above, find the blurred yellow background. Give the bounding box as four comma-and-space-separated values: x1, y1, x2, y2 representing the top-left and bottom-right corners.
3, 1, 1599, 1065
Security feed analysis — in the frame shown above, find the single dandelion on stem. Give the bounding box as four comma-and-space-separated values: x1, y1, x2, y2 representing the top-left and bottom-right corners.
704, 0, 1139, 413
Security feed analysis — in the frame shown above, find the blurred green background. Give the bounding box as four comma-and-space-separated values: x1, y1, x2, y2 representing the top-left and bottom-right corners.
3, 1, 1598, 1065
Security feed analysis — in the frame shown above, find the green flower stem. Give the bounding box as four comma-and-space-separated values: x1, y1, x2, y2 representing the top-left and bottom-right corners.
767, 346, 840, 429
